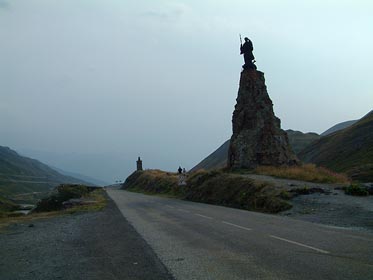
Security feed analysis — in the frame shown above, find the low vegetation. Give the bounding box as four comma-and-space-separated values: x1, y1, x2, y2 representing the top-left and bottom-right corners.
254, 164, 350, 184
186, 170, 291, 213
122, 170, 292, 213
123, 170, 180, 196
344, 184, 369, 196
0, 195, 20, 217
0, 184, 107, 232
34, 184, 105, 212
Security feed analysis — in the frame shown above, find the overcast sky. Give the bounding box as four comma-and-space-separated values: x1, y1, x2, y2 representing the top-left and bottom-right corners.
1, 0, 372, 182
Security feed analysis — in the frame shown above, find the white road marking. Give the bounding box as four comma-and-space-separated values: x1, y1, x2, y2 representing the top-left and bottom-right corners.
177, 209, 190, 213
269, 235, 330, 254
194, 213, 213, 219
221, 221, 252, 231
166, 205, 175, 209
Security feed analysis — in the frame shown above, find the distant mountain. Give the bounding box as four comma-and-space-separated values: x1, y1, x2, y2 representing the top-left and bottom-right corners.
192, 111, 373, 179
18, 148, 127, 185
321, 111, 373, 137
285, 130, 320, 155
52, 167, 108, 186
0, 146, 86, 196
299, 111, 373, 182
321, 120, 357, 136
191, 130, 320, 171
191, 140, 229, 172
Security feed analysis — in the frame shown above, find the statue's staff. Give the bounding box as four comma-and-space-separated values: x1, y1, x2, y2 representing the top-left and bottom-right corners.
239, 34, 242, 46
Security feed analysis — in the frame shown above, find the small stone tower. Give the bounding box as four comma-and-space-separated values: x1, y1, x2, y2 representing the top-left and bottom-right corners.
136, 157, 143, 171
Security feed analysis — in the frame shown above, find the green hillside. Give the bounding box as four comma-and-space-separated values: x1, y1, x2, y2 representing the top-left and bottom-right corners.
321, 120, 357, 136
285, 130, 320, 155
0, 146, 86, 196
299, 111, 373, 182
0, 195, 19, 212
191, 140, 229, 172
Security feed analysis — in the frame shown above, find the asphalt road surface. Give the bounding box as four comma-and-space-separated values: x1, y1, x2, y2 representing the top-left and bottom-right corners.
0, 194, 173, 280
107, 189, 373, 280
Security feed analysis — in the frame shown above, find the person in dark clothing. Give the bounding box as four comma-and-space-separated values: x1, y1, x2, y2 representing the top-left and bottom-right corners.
178, 166, 182, 174
240, 37, 256, 69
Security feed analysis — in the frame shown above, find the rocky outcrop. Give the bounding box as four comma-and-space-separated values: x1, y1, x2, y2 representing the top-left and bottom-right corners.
228, 70, 298, 169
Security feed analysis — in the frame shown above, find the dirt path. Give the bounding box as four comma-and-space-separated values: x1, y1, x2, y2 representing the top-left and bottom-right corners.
0, 195, 173, 280
244, 174, 373, 232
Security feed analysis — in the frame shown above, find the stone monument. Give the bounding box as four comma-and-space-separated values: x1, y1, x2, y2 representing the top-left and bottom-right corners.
228, 69, 298, 169
136, 157, 143, 171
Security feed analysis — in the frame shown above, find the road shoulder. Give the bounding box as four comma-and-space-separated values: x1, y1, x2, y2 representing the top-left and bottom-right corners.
0, 194, 174, 280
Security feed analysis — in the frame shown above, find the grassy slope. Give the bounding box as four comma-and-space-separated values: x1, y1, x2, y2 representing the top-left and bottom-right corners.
254, 164, 350, 184
0, 195, 19, 212
0, 186, 107, 229
299, 112, 373, 182
0, 146, 85, 196
121, 170, 179, 196
285, 130, 320, 155
122, 170, 291, 213
191, 140, 229, 172
321, 120, 357, 136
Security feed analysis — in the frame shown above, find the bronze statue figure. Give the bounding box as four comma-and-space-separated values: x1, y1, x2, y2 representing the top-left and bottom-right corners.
240, 37, 256, 70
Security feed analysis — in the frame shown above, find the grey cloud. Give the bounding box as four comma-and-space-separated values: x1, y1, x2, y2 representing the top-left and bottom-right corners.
142, 11, 170, 20
0, 0, 10, 9
142, 3, 190, 21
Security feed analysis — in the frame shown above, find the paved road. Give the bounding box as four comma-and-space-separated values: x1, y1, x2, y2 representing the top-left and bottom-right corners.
0, 194, 173, 280
107, 189, 373, 280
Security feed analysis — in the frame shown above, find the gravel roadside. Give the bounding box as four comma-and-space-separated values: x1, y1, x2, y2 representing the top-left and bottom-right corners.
245, 174, 373, 232
280, 189, 373, 232
0, 194, 174, 280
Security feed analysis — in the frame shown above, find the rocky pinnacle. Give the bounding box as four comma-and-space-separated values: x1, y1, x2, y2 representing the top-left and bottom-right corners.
228, 69, 298, 169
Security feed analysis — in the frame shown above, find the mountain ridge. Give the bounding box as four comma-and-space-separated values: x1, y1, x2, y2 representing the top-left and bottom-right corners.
299, 110, 373, 182
321, 120, 357, 136
0, 146, 88, 196
51, 167, 107, 186
192, 110, 372, 179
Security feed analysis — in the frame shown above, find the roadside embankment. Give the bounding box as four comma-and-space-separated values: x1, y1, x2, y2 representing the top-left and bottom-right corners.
0, 184, 106, 231
34, 184, 106, 212
0, 195, 20, 217
122, 170, 373, 231
122, 170, 292, 213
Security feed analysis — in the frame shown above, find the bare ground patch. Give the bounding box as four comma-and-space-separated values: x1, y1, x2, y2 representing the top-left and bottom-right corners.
245, 174, 373, 232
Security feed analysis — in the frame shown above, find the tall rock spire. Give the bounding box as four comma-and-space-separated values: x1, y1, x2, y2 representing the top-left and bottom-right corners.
228, 69, 298, 169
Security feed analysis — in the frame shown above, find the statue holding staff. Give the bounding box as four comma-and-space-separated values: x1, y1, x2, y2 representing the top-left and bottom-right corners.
240, 35, 256, 70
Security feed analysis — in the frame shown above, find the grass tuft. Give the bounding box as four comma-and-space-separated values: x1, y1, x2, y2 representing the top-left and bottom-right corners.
254, 164, 350, 184
344, 184, 369, 196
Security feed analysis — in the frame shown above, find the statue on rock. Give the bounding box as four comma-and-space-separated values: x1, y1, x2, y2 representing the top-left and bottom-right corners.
240, 37, 256, 70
